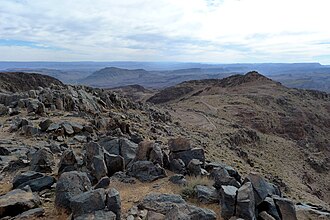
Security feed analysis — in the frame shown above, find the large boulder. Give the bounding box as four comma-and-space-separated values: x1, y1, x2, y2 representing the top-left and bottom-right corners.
195, 185, 219, 204
187, 159, 202, 176
168, 137, 191, 152
169, 148, 205, 166
236, 182, 256, 220
30, 148, 55, 173
135, 140, 154, 161
83, 142, 108, 181
128, 161, 167, 182
55, 171, 92, 211
138, 193, 186, 214
169, 158, 186, 174
12, 171, 44, 188
70, 189, 106, 218
220, 185, 238, 220
244, 172, 280, 206
104, 152, 125, 176
273, 197, 297, 220
15, 175, 55, 192
58, 149, 78, 174
75, 210, 116, 220
211, 167, 241, 189
258, 197, 281, 220
26, 99, 45, 115
0, 188, 40, 218
166, 204, 216, 220
106, 188, 121, 220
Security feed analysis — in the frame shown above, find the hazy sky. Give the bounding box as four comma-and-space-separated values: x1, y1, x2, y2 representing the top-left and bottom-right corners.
0, 0, 330, 63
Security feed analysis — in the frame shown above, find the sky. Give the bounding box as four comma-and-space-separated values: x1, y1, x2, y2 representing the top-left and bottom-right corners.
0, 0, 330, 64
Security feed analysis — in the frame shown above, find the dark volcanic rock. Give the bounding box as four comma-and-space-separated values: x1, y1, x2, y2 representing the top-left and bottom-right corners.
220, 185, 238, 220
0, 188, 40, 218
169, 148, 205, 166
58, 149, 78, 174
14, 207, 45, 219
169, 174, 187, 186
258, 197, 281, 220
195, 185, 219, 204
39, 119, 53, 132
106, 188, 121, 220
187, 159, 202, 176
138, 193, 186, 214
166, 204, 217, 220
0, 146, 10, 156
75, 210, 116, 220
104, 152, 125, 176
244, 172, 280, 206
273, 197, 297, 220
30, 148, 55, 173
211, 167, 241, 189
70, 189, 106, 218
236, 182, 256, 220
83, 142, 107, 181
128, 160, 167, 182
55, 171, 92, 211
94, 176, 110, 189
169, 158, 186, 174
13, 171, 44, 188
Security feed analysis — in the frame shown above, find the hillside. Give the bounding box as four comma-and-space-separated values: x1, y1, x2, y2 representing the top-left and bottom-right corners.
0, 72, 329, 220
0, 72, 63, 93
148, 71, 330, 207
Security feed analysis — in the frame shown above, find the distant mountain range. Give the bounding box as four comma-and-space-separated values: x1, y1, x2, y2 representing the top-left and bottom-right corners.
1, 62, 330, 92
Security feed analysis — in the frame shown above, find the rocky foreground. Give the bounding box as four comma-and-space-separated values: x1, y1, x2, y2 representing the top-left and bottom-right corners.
0, 73, 329, 219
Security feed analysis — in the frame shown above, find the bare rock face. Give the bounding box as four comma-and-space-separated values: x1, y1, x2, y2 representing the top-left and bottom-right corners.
273, 197, 298, 220
236, 182, 256, 220
106, 188, 121, 220
0, 188, 40, 218
83, 142, 108, 181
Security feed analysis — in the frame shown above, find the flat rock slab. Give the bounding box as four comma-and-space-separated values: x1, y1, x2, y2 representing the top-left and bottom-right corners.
0, 188, 40, 218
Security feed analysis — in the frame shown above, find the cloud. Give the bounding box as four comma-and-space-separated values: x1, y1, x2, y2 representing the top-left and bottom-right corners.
0, 0, 329, 63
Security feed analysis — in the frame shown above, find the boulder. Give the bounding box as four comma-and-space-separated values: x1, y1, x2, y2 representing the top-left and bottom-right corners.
0, 146, 10, 156
138, 193, 186, 214
165, 204, 217, 220
16, 175, 55, 192
168, 137, 191, 152
273, 197, 297, 220
187, 159, 202, 176
13, 171, 44, 188
94, 176, 110, 189
14, 207, 45, 219
119, 138, 138, 167
147, 211, 166, 220
26, 99, 45, 115
21, 125, 40, 136
55, 171, 92, 211
30, 148, 55, 173
106, 188, 121, 220
258, 197, 281, 220
149, 144, 164, 166
236, 182, 256, 220
244, 172, 280, 206
169, 159, 186, 174
169, 174, 187, 186
169, 148, 205, 166
195, 185, 219, 204
211, 167, 241, 189
61, 122, 75, 135
259, 211, 276, 220
83, 142, 107, 181
0, 104, 8, 116
70, 189, 106, 218
58, 149, 78, 174
75, 210, 116, 220
0, 188, 40, 218
71, 122, 84, 133
220, 185, 238, 220
128, 161, 167, 182
104, 152, 125, 176
39, 119, 53, 132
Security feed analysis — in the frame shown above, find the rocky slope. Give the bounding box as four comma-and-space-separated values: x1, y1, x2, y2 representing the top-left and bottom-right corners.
0, 72, 63, 93
0, 72, 329, 220
148, 71, 330, 208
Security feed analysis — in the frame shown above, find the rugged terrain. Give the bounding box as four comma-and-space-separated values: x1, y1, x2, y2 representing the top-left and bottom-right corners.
148, 71, 330, 206
0, 71, 329, 220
